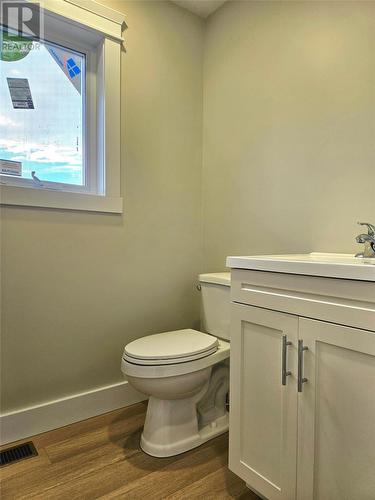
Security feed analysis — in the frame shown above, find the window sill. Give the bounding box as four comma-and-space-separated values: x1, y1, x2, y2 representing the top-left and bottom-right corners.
0, 185, 123, 213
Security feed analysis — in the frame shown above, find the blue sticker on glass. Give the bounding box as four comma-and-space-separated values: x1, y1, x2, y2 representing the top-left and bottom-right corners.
66, 58, 81, 79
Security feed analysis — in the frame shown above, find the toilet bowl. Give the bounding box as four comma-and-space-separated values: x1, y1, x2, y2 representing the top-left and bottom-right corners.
121, 272, 231, 457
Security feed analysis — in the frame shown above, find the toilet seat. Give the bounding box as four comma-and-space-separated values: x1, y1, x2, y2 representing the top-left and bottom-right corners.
122, 337, 230, 379
124, 329, 219, 365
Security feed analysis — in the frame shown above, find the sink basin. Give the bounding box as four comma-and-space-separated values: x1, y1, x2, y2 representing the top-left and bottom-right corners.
226, 252, 375, 281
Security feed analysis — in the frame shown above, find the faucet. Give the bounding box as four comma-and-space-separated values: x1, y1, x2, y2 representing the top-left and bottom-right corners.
355, 222, 375, 258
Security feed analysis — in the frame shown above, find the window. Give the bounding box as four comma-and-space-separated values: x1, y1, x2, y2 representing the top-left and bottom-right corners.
0, 0, 125, 213
1, 35, 85, 187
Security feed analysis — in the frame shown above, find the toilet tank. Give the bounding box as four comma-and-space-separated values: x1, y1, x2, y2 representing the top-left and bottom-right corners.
199, 272, 231, 341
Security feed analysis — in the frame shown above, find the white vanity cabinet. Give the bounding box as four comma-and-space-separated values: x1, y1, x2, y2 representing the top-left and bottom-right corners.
229, 303, 299, 500
228, 261, 375, 500
297, 319, 375, 500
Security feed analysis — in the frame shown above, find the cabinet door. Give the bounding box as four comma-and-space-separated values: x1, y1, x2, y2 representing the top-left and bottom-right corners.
297, 318, 375, 500
229, 303, 298, 500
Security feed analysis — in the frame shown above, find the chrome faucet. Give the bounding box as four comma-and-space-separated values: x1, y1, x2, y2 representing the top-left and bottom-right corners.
355, 222, 375, 258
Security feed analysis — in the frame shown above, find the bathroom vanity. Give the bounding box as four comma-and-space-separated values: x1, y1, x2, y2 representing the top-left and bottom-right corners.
226, 253, 375, 500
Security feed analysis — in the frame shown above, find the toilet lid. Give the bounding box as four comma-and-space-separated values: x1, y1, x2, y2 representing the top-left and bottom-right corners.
124, 329, 218, 365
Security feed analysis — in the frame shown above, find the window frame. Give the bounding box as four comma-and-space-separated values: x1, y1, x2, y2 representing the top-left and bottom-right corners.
0, 0, 125, 213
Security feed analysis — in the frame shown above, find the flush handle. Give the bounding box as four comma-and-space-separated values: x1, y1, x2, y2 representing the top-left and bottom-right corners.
281, 335, 292, 386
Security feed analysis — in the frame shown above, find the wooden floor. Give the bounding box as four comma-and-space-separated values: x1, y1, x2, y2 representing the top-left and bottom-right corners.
0, 402, 260, 499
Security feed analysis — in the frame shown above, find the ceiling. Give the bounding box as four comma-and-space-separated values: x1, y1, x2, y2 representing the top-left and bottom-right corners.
170, 0, 227, 19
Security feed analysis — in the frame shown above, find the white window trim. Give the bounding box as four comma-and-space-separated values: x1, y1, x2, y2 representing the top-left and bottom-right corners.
0, 0, 126, 213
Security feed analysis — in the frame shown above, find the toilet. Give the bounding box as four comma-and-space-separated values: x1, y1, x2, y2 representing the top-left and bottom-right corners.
121, 272, 231, 457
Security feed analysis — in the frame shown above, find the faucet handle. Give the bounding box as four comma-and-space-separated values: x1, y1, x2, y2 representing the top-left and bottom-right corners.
357, 222, 375, 237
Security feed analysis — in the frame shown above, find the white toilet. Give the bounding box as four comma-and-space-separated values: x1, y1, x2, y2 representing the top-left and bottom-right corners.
121, 272, 231, 457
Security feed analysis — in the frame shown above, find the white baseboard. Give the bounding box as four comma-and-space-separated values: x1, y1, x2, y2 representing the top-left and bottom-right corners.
0, 381, 146, 445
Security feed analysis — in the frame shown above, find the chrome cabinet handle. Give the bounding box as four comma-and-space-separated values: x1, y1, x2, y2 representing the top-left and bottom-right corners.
282, 335, 292, 386
298, 339, 308, 392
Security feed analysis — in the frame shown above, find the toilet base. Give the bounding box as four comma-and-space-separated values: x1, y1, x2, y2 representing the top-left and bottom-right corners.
140, 412, 229, 458
138, 363, 229, 458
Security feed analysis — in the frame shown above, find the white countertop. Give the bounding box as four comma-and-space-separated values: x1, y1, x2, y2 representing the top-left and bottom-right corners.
226, 252, 375, 281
